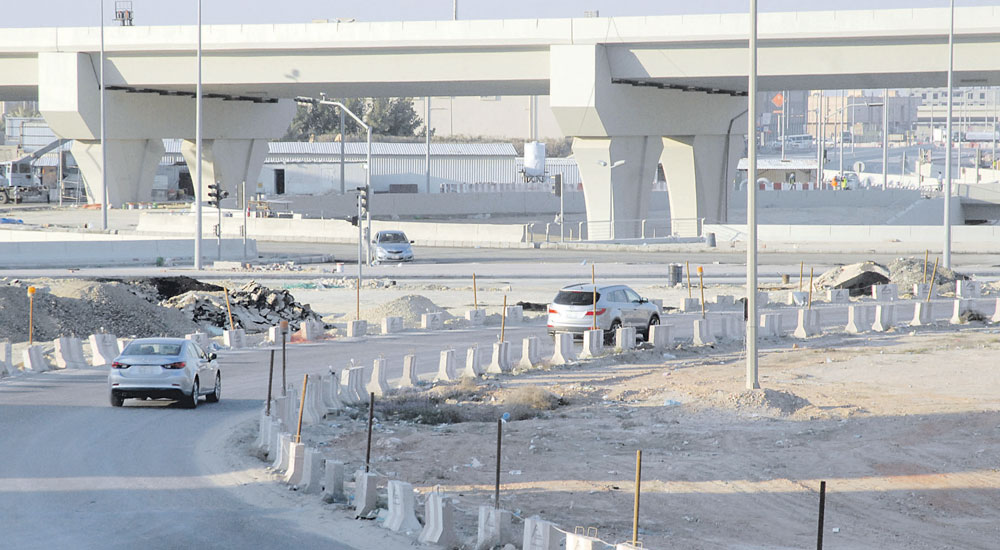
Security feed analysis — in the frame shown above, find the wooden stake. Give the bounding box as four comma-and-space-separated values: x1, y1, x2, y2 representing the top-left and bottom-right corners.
223, 287, 235, 330
295, 374, 308, 443
697, 266, 706, 319
923, 250, 929, 284
925, 258, 939, 302
799, 261, 804, 291
473, 272, 478, 310
686, 261, 692, 298
500, 295, 507, 342
808, 267, 815, 309
632, 449, 642, 545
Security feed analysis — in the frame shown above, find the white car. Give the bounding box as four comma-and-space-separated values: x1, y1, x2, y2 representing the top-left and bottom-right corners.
547, 283, 661, 342
108, 338, 221, 408
372, 230, 414, 263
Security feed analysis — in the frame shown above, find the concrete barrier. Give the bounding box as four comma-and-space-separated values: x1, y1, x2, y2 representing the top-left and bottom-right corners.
436, 349, 457, 382
354, 471, 379, 519
911, 302, 932, 326
827, 289, 849, 303
649, 325, 672, 349
322, 460, 346, 503
300, 320, 326, 341
347, 320, 368, 338
760, 313, 782, 337
272, 395, 288, 425
793, 309, 820, 338
680, 297, 701, 312
400, 355, 420, 387
322, 373, 345, 413
486, 342, 512, 374
22, 345, 49, 372
89, 333, 118, 366
523, 516, 560, 550
718, 315, 743, 340
846, 305, 873, 334
550, 333, 575, 365
117, 338, 131, 354
957, 281, 982, 299
714, 295, 736, 309
566, 532, 602, 550
757, 292, 770, 306
272, 432, 292, 472
54, 337, 87, 369
912, 283, 932, 300
367, 357, 390, 396
504, 306, 524, 324
693, 319, 714, 346
341, 367, 366, 404
873, 305, 895, 332
381, 317, 403, 334
616, 326, 636, 350
462, 346, 484, 378
421, 313, 444, 330
518, 337, 541, 369
465, 309, 485, 325
224, 329, 246, 349
418, 492, 456, 547
786, 291, 808, 306
302, 379, 325, 425
300, 448, 325, 494
580, 329, 603, 359
284, 442, 306, 485
185, 332, 212, 350
950, 299, 970, 324
384, 480, 423, 533
254, 408, 271, 452
872, 284, 898, 302
992, 298, 1000, 323
0, 341, 16, 377
477, 506, 513, 550
266, 419, 283, 460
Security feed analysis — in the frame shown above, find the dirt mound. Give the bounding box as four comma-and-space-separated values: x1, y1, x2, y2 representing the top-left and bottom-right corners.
163, 281, 321, 333
815, 262, 889, 296
887, 257, 967, 293
722, 388, 811, 416
360, 295, 452, 328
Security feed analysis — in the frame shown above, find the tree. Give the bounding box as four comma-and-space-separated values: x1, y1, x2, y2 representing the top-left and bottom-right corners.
282, 97, 421, 141
365, 97, 421, 137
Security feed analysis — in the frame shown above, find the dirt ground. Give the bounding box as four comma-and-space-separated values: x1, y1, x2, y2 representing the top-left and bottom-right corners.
258, 325, 1000, 550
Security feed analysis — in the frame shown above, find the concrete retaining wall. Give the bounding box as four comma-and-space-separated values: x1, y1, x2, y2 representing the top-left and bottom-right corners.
705, 222, 1000, 244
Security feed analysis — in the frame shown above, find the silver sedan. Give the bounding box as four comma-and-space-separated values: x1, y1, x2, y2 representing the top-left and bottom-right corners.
108, 338, 221, 408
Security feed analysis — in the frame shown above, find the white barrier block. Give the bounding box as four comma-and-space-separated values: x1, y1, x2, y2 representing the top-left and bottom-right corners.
347, 320, 367, 338
786, 291, 808, 306
957, 280, 982, 299
384, 480, 423, 533
89, 333, 118, 366
185, 332, 212, 349
579, 329, 603, 359
322, 460, 346, 502
760, 313, 782, 337
462, 346, 484, 378
271, 395, 288, 424
436, 349, 457, 382
616, 326, 636, 350
400, 354, 420, 387
523, 516, 560, 550
0, 341, 15, 377
827, 289, 849, 303
300, 320, 325, 341
322, 373, 344, 413
272, 432, 292, 471
476, 506, 513, 550
715, 295, 736, 309
354, 471, 378, 519
381, 316, 403, 334
284, 442, 306, 486
911, 302, 932, 326
68, 337, 87, 367
486, 341, 512, 374
302, 379, 324, 425
367, 357, 390, 396
465, 309, 486, 325
793, 309, 820, 339
421, 312, 443, 330
283, 390, 299, 427
912, 284, 932, 300
680, 297, 701, 312
254, 407, 270, 451
550, 333, 575, 365
992, 298, 1000, 324
951, 299, 970, 325
873, 305, 895, 332
22, 345, 49, 372
351, 367, 368, 403
267, 326, 282, 343
693, 319, 714, 346
418, 492, 457, 547
649, 324, 672, 349
872, 284, 898, 301
54, 337, 87, 369
565, 532, 602, 550
265, 419, 282, 457
504, 306, 523, 324
300, 448, 325, 494
518, 337, 541, 369
224, 329, 246, 349
846, 305, 873, 334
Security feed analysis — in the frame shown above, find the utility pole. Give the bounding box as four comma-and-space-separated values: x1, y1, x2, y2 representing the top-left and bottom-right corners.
746, 0, 760, 390
425, 97, 431, 194
944, 0, 955, 268
194, 0, 204, 270
100, 0, 108, 230
882, 88, 889, 187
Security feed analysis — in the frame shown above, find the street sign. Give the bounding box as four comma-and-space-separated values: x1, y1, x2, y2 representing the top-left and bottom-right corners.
853, 161, 865, 173
771, 93, 784, 108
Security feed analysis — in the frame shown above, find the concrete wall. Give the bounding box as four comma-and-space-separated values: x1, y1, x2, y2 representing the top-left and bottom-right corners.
705, 222, 1000, 244
728, 188, 921, 210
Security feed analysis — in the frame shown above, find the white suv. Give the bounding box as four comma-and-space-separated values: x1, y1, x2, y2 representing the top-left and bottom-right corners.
547, 283, 660, 342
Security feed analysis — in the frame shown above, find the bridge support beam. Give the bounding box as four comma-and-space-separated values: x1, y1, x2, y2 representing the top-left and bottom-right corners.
70, 139, 165, 207
662, 134, 741, 235
181, 139, 269, 203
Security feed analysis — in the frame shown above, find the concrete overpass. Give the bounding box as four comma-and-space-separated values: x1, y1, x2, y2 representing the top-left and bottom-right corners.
3, 7, 1000, 237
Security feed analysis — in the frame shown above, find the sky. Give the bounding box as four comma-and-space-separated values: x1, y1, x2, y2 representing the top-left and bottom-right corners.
5, 0, 1000, 28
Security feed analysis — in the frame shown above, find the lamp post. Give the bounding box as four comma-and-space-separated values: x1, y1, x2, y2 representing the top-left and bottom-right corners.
596, 159, 625, 240
100, 0, 107, 230
194, 0, 203, 270
747, 0, 760, 390
883, 89, 889, 187
944, 0, 955, 268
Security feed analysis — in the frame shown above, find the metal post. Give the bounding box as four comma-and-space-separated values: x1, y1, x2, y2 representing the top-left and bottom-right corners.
746, 0, 760, 390
357, 192, 363, 285
453, 0, 457, 20
280, 328, 287, 395
100, 0, 108, 230
365, 393, 375, 472
780, 90, 786, 161
58, 143, 63, 207
425, 97, 431, 194
494, 418, 502, 509
944, 0, 955, 269
242, 180, 247, 260
817, 481, 827, 550
194, 0, 203, 270
993, 87, 997, 168
560, 177, 565, 242
883, 88, 889, 187
817, 93, 824, 186
339, 109, 345, 194
366, 126, 372, 265
216, 189, 222, 260
839, 91, 845, 178
265, 349, 274, 416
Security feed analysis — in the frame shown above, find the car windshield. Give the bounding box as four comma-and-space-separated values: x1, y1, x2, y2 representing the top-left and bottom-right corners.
123, 342, 183, 356
379, 233, 408, 244
554, 290, 600, 306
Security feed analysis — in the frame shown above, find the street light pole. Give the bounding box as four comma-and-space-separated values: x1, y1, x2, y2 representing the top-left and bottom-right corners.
839, 91, 845, 178
100, 0, 107, 230
194, 0, 203, 270
882, 88, 889, 187
746, 0, 760, 390
944, 0, 955, 269
817, 92, 824, 186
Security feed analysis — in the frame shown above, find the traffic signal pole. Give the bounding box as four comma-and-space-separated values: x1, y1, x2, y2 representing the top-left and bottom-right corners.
357, 192, 363, 289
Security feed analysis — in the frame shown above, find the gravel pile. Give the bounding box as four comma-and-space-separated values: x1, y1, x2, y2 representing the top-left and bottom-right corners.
360, 295, 452, 328
320, 277, 396, 290
887, 257, 967, 293
163, 281, 322, 333
723, 388, 811, 416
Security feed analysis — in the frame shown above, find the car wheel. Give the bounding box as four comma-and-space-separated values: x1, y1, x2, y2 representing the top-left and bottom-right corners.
604, 319, 622, 345
110, 391, 124, 407
184, 379, 199, 409
643, 315, 660, 340
206, 373, 221, 403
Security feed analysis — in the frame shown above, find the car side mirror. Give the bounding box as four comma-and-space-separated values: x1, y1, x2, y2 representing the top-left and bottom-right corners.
639, 298, 648, 304
410, 240, 415, 244
209, 352, 217, 360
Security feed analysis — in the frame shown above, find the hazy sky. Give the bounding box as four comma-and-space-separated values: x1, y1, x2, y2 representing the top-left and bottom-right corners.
5, 1, 1000, 28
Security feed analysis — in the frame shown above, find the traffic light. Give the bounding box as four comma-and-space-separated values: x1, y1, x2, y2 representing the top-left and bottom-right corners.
348, 215, 359, 226
207, 184, 228, 208
551, 173, 562, 197
359, 185, 370, 212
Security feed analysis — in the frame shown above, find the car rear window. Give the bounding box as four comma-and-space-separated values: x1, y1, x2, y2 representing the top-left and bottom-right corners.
554, 290, 600, 305
124, 343, 183, 356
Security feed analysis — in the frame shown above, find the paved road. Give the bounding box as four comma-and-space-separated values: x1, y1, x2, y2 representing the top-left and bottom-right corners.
0, 323, 544, 549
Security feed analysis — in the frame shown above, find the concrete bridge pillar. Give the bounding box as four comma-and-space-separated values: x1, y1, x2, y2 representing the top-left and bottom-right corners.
549, 43, 745, 240
181, 139, 269, 204
70, 139, 165, 206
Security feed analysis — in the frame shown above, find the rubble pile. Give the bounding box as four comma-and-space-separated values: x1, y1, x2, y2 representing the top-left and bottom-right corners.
887, 257, 967, 292
817, 258, 968, 297
163, 281, 322, 333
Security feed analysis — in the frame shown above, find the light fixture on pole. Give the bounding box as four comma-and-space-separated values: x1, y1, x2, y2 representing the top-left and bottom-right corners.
747, 0, 760, 390
944, 0, 955, 268
596, 160, 625, 240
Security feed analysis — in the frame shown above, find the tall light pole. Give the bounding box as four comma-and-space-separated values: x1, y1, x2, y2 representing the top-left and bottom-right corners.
882, 88, 889, 187
817, 92, 824, 186
839, 91, 845, 178
944, 0, 955, 268
425, 97, 431, 193
746, 0, 760, 390
194, 0, 203, 270
100, 0, 107, 230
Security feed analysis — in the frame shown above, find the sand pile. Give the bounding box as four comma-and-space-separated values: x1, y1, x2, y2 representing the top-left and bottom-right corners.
360, 295, 452, 328
887, 256, 967, 293
721, 388, 811, 416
